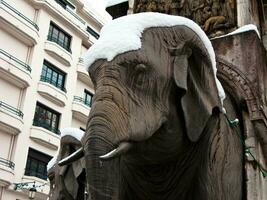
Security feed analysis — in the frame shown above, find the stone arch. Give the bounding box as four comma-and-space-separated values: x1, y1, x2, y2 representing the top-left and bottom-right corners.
217, 57, 267, 126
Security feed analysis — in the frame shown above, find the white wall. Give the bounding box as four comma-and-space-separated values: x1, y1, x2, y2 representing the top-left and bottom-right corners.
0, 30, 29, 62
75, 80, 94, 97
80, 45, 88, 56
7, 0, 36, 21
0, 79, 22, 108
71, 117, 86, 130
0, 131, 12, 159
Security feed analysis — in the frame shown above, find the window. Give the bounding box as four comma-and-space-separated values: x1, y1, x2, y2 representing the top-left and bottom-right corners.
41, 60, 66, 92
33, 102, 61, 134
84, 90, 93, 107
25, 148, 52, 180
86, 26, 99, 39
55, 0, 75, 10
48, 22, 72, 52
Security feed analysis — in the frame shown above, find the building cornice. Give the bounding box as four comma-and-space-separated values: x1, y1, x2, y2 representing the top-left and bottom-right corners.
26, 0, 100, 45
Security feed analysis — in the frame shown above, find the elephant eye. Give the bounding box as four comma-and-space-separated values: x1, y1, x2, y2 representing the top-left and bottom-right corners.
134, 63, 146, 72
132, 63, 147, 87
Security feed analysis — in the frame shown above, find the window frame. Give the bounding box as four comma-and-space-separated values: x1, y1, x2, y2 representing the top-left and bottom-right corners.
55, 0, 75, 10
84, 89, 93, 107
48, 22, 72, 52
41, 60, 66, 92
33, 102, 61, 134
86, 26, 99, 39
25, 148, 52, 180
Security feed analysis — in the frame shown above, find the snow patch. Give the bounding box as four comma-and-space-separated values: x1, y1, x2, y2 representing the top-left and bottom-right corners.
60, 127, 85, 141
84, 12, 225, 103
47, 128, 85, 171
214, 24, 260, 39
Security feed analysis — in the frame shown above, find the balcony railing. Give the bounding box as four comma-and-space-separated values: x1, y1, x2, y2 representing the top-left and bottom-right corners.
0, 0, 39, 31
0, 49, 32, 73
33, 120, 61, 135
0, 157, 15, 170
66, 7, 86, 25
86, 26, 99, 39
55, 0, 86, 25
40, 75, 67, 92
73, 96, 92, 107
0, 101, 23, 118
47, 34, 72, 53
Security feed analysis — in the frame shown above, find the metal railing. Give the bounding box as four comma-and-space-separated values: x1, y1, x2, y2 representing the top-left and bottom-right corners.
0, 157, 15, 170
47, 34, 72, 53
40, 75, 67, 92
0, 0, 39, 31
66, 7, 86, 25
86, 26, 99, 39
33, 120, 61, 135
73, 96, 92, 107
54, 0, 86, 25
0, 101, 24, 118
0, 49, 32, 73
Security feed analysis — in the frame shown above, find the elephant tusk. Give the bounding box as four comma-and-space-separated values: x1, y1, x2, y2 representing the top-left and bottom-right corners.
58, 147, 84, 166
99, 142, 132, 160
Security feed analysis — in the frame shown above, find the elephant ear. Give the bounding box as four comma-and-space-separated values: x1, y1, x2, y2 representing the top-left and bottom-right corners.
171, 45, 220, 142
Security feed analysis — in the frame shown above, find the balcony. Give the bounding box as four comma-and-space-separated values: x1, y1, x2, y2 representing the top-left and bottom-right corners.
0, 49, 32, 88
44, 38, 72, 66
0, 101, 23, 134
76, 58, 93, 87
0, 0, 39, 46
38, 77, 67, 107
72, 96, 90, 123
0, 157, 15, 186
30, 125, 60, 150
22, 176, 50, 196
54, 0, 86, 26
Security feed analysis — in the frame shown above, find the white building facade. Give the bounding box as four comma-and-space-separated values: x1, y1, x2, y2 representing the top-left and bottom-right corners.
0, 0, 112, 199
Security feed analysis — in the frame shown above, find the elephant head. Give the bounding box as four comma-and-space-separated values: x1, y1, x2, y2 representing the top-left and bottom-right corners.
60, 13, 242, 200
48, 128, 87, 200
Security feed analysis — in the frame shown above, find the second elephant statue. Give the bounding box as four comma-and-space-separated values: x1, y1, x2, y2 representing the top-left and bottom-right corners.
48, 128, 87, 200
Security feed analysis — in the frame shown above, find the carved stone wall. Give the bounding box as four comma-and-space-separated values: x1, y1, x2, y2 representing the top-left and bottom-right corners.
212, 31, 267, 200
133, 0, 237, 37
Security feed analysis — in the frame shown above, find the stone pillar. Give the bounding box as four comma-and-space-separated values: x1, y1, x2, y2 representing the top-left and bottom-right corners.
237, 0, 251, 26
237, 0, 261, 28
127, 0, 135, 14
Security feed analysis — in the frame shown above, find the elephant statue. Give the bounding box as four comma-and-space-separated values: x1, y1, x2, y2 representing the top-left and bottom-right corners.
48, 128, 87, 200
59, 13, 243, 200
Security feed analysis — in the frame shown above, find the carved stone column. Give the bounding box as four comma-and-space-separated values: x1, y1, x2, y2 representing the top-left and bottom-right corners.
237, 0, 261, 28
128, 0, 135, 14
236, 0, 250, 26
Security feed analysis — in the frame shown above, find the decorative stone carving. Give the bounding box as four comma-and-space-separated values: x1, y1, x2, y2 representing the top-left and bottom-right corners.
133, 0, 237, 37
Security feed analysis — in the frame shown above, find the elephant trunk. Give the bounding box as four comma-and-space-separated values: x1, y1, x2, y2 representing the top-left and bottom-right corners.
83, 131, 120, 199
82, 98, 129, 199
